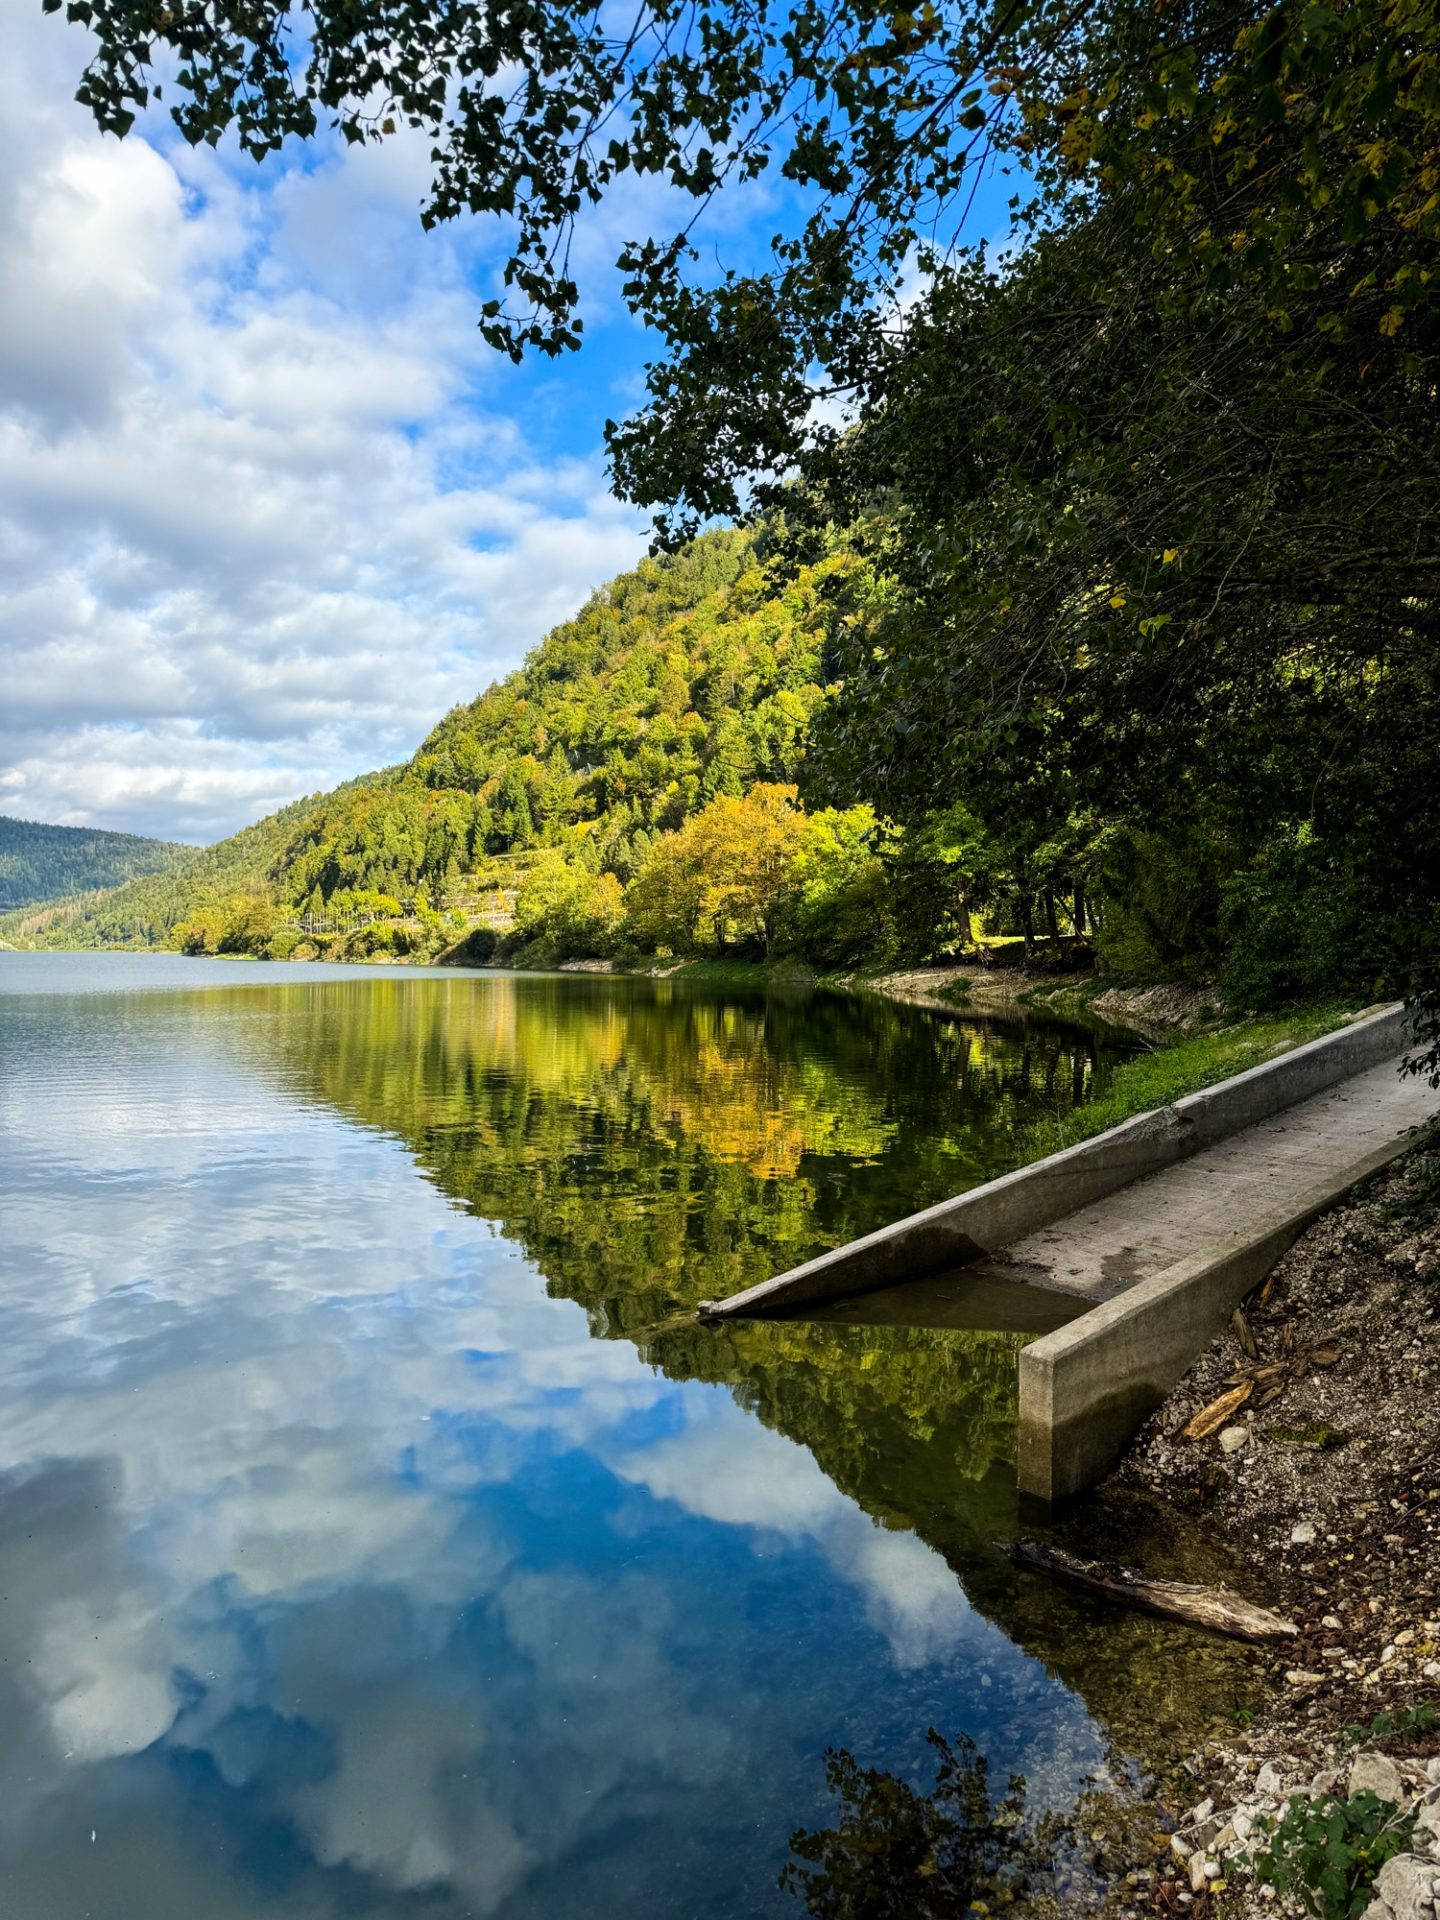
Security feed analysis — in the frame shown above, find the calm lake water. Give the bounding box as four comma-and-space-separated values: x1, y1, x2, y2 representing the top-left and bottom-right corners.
0, 953, 1232, 1919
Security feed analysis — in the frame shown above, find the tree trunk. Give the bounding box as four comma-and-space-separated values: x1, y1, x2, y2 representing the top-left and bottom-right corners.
1072, 881, 1086, 938
1018, 891, 1036, 963
1043, 885, 1061, 953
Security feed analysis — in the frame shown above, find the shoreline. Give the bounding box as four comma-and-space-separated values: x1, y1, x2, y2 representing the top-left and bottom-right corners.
1055, 1135, 1440, 1916
548, 950, 1226, 1043
4, 938, 1217, 1043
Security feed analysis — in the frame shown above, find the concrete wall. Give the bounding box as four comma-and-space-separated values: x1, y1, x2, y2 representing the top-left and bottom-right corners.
1016, 1123, 1428, 1507
705, 1002, 1411, 1320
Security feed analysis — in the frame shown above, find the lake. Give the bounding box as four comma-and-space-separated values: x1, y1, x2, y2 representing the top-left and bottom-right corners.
0, 953, 1238, 1918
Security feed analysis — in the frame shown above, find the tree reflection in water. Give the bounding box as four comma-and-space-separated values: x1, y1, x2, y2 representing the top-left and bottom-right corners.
781, 1731, 1054, 1920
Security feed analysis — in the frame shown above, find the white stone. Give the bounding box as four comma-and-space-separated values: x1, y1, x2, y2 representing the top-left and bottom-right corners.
1413, 1787, 1440, 1846
1219, 1425, 1249, 1453
1189, 1852, 1213, 1894
1291, 1519, 1318, 1544
1188, 1797, 1215, 1826
1256, 1763, 1287, 1797
1373, 1853, 1438, 1920
1349, 1751, 1406, 1805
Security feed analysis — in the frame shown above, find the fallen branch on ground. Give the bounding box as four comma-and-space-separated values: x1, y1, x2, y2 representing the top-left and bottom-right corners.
1004, 1542, 1298, 1641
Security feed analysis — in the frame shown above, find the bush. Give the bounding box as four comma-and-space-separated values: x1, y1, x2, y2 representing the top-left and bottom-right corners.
1220, 828, 1369, 1009
1092, 829, 1223, 983
788, 804, 894, 966
447, 925, 498, 964
1243, 1790, 1416, 1920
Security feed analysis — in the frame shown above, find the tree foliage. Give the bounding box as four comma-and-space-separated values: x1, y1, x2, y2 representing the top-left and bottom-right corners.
799, 0, 1440, 1014
780, 1731, 1047, 1919
57, 0, 1435, 529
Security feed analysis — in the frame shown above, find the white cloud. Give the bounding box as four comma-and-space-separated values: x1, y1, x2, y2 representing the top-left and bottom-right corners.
0, 1, 649, 841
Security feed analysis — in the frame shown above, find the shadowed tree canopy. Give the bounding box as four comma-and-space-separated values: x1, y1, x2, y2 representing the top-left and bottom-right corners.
49, 0, 1440, 533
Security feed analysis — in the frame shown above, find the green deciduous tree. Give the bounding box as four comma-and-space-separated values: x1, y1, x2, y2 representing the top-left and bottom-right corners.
512, 851, 625, 956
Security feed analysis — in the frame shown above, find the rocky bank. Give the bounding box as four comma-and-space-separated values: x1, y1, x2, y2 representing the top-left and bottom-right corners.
1081, 1136, 1440, 1916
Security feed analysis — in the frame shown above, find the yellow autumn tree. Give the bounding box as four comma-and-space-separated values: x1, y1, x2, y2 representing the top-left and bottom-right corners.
626, 784, 807, 956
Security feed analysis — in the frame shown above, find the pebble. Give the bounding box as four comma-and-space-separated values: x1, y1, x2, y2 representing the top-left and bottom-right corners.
1219, 1425, 1249, 1453
1291, 1519, 1318, 1544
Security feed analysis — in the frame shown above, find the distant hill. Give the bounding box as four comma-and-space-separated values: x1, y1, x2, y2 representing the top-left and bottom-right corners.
0, 815, 191, 912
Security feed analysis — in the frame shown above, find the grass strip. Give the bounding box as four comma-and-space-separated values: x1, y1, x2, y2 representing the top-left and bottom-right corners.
1022, 1001, 1364, 1158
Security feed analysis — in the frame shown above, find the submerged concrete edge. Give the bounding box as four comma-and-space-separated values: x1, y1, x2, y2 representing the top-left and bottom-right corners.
704, 1001, 1411, 1320
1015, 1118, 1436, 1508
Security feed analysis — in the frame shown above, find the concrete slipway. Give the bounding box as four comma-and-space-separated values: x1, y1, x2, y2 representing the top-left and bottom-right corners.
702, 1003, 1438, 1507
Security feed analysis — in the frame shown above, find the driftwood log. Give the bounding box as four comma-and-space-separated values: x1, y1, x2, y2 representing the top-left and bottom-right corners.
1005, 1541, 1298, 1642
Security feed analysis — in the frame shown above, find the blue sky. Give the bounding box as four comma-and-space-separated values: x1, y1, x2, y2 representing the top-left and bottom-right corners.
0, 0, 1016, 843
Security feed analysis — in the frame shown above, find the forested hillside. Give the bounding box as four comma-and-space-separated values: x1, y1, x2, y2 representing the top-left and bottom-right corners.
2, 531, 904, 969
0, 816, 189, 913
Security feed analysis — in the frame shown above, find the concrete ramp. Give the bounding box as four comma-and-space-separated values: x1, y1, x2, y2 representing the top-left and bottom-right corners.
701, 1003, 1436, 1505
1003, 1052, 1431, 1305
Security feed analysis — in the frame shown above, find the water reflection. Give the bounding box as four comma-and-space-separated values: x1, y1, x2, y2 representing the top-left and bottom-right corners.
0, 958, 1235, 1920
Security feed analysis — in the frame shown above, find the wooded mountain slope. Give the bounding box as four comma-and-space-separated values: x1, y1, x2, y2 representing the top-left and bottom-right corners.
7, 511, 1425, 1011
0, 777, 394, 952
280, 529, 841, 902
0, 816, 190, 914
